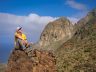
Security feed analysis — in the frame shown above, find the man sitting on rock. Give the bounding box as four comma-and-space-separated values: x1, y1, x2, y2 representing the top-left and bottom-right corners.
15, 27, 30, 50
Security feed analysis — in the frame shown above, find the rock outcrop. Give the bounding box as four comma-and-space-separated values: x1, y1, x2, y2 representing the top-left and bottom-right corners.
6, 50, 33, 72
6, 49, 56, 72
39, 17, 74, 48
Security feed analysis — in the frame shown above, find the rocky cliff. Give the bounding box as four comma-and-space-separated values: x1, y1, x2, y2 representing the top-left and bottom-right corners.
6, 49, 56, 72
39, 17, 74, 50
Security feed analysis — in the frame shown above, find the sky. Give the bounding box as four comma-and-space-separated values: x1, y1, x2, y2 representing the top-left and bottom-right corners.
0, 0, 96, 63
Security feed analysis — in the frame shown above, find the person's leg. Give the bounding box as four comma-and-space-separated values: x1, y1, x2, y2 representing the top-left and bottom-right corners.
15, 40, 20, 50
16, 39, 26, 50
26, 42, 33, 48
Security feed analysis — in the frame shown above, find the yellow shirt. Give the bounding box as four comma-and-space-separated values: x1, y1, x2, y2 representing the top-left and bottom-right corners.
15, 32, 27, 43
22, 33, 27, 40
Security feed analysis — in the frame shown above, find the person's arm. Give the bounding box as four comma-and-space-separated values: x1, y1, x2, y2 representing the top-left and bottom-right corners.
23, 34, 28, 44
24, 39, 28, 44
15, 33, 23, 40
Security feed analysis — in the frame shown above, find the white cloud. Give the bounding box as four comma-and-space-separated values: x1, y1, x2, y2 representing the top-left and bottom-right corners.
0, 13, 57, 42
0, 13, 57, 24
65, 0, 87, 10
0, 13, 27, 24
67, 17, 79, 24
27, 13, 57, 25
67, 10, 89, 24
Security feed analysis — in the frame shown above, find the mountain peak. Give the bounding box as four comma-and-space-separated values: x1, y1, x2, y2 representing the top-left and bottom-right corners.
56, 17, 69, 21
54, 17, 71, 25
76, 8, 96, 30
39, 17, 74, 48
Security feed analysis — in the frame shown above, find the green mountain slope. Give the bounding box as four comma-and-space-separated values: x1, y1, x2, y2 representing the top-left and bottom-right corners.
55, 9, 96, 72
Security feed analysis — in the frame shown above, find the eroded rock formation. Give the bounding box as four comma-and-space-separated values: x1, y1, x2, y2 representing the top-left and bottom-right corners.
39, 17, 74, 48
6, 49, 56, 72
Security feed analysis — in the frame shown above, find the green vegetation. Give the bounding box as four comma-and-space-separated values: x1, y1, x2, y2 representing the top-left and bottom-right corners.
55, 9, 96, 72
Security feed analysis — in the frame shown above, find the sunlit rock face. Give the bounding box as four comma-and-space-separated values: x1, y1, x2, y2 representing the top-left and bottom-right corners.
39, 17, 74, 47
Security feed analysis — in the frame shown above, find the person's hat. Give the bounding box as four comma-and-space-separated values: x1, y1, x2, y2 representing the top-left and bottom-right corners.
16, 27, 22, 31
